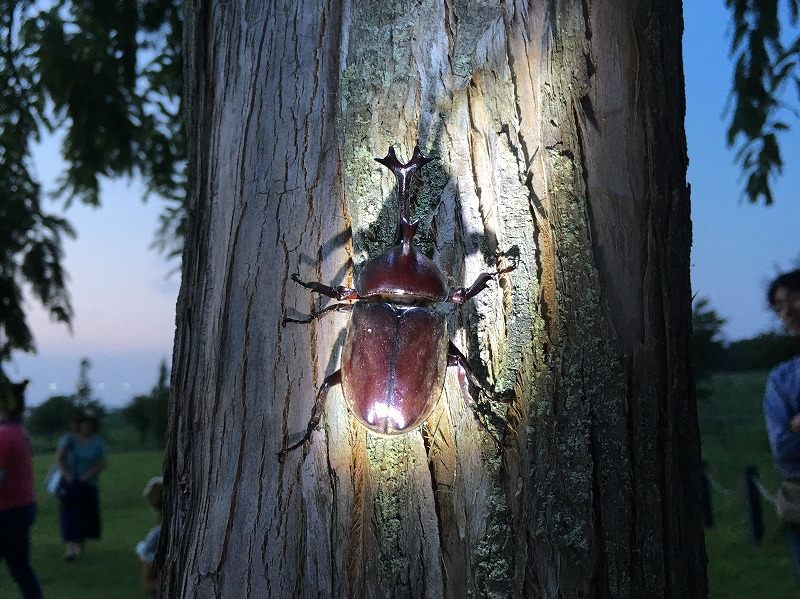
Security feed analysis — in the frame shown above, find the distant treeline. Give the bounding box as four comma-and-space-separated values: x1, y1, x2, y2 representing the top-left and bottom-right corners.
715, 332, 800, 372
24, 358, 169, 453
692, 298, 800, 378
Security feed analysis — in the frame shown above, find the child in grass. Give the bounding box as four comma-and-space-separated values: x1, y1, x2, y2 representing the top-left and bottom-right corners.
136, 476, 163, 598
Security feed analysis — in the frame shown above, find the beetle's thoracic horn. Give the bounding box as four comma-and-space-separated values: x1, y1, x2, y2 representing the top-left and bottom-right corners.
375, 144, 432, 246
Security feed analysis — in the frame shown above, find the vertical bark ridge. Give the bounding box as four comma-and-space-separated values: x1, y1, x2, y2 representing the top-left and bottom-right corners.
166, 0, 705, 596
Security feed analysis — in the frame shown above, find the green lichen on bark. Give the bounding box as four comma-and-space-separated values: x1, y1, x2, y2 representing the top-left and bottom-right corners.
410, 152, 449, 257
365, 435, 418, 585
474, 465, 514, 599
343, 145, 386, 263
528, 145, 633, 591
343, 143, 448, 265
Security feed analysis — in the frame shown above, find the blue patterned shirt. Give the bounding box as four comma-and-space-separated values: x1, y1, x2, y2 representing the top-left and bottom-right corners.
58, 434, 106, 487
765, 356, 800, 478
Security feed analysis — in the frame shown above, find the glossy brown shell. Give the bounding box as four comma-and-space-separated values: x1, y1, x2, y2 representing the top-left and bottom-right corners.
355, 244, 449, 302
341, 302, 448, 435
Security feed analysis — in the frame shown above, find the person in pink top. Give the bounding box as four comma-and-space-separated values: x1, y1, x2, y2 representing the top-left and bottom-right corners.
0, 377, 42, 599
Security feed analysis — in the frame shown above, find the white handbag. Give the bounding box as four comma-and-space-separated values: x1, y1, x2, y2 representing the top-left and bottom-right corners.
45, 465, 62, 495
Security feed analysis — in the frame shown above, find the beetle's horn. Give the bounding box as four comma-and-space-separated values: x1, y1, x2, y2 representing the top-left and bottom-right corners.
375, 144, 432, 245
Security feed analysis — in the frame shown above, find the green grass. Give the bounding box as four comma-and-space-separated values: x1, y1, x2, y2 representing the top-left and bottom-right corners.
1, 451, 163, 599
2, 374, 795, 597
700, 371, 800, 598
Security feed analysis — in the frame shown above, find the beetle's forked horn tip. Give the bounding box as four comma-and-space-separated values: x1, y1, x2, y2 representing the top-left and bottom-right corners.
410, 144, 433, 168
374, 143, 432, 173
375, 146, 401, 169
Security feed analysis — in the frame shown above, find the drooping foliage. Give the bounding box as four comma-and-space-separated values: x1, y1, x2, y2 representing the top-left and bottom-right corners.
0, 169, 74, 360
0, 0, 183, 370
19, 0, 185, 206
726, 0, 799, 204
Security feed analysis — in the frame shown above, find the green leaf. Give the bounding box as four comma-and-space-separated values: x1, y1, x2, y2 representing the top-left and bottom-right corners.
726, 0, 799, 204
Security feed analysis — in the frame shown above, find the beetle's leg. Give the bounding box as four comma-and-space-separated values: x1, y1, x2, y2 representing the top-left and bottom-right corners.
278, 370, 342, 458
289, 273, 360, 301
448, 349, 489, 398
447, 343, 513, 403
446, 265, 515, 304
282, 303, 354, 326
447, 343, 511, 452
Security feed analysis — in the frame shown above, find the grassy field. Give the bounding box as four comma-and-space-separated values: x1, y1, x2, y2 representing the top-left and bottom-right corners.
0, 451, 163, 599
0, 373, 795, 597
700, 371, 799, 598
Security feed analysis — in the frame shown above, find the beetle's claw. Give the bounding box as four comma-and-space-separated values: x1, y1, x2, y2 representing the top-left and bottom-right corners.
494, 388, 515, 404
477, 413, 505, 456
282, 315, 306, 326
469, 395, 509, 455
277, 435, 308, 459
277, 445, 297, 460
282, 312, 307, 326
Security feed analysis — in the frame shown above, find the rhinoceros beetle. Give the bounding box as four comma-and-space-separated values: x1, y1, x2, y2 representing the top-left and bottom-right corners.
279, 145, 514, 456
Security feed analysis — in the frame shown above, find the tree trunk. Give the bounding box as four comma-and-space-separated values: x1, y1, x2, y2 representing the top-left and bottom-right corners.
162, 1, 706, 597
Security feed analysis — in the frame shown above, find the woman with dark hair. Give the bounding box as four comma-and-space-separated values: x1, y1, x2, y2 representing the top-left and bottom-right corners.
55, 411, 107, 561
768, 269, 800, 335
764, 268, 800, 584
0, 378, 43, 598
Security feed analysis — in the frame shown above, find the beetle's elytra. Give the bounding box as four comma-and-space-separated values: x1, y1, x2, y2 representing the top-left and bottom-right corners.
279, 145, 514, 456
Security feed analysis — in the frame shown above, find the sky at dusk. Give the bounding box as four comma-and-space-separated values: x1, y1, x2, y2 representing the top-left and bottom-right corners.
685, 3, 800, 338
5, 2, 800, 408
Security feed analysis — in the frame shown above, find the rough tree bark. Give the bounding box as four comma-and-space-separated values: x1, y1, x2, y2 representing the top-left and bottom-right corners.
162, 1, 706, 597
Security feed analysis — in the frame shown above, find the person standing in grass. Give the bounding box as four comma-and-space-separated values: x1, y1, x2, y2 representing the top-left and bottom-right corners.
55, 411, 107, 561
0, 377, 43, 599
764, 268, 800, 584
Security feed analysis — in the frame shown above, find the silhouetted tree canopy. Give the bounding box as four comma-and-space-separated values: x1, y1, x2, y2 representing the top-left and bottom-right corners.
692, 298, 727, 396
722, 331, 800, 370
122, 359, 169, 446
0, 180, 74, 361
0, 0, 183, 373
691, 296, 800, 374
26, 394, 79, 436
726, 0, 799, 204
